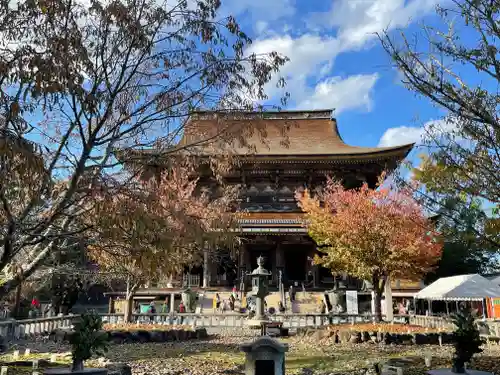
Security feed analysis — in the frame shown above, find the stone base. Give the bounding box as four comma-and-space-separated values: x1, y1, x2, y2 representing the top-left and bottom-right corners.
246, 318, 269, 329
44, 368, 108, 375
428, 369, 493, 375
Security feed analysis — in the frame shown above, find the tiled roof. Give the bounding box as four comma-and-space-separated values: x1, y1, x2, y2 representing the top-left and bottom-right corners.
176, 109, 414, 157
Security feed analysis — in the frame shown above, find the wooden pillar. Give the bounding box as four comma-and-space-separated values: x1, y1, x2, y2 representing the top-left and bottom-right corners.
244, 244, 251, 272
310, 246, 319, 288
108, 297, 113, 314
239, 245, 247, 274
276, 242, 284, 284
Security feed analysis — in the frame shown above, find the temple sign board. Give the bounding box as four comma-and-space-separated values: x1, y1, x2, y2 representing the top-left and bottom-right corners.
346, 290, 358, 315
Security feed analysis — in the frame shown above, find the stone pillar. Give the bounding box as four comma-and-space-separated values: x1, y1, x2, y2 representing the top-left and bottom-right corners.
166, 274, 173, 288
384, 276, 394, 322
170, 293, 176, 313
202, 247, 210, 288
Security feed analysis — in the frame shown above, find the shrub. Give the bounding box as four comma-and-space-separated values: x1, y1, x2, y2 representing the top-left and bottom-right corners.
450, 309, 485, 373
70, 312, 109, 371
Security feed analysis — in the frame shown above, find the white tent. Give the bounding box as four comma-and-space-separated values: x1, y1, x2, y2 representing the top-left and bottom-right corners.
415, 274, 500, 301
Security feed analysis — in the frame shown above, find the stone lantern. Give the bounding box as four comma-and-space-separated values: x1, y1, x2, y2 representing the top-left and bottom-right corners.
240, 336, 289, 375
248, 255, 271, 325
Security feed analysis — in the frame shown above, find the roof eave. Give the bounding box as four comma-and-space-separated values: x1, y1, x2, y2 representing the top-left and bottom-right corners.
114, 142, 414, 165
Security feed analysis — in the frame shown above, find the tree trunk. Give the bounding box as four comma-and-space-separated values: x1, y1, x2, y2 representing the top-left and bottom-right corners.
123, 294, 134, 323
202, 248, 209, 288
372, 286, 383, 323
71, 359, 84, 371
123, 279, 137, 323
13, 277, 22, 319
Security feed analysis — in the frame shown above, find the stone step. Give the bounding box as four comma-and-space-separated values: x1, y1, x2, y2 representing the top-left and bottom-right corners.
264, 292, 282, 311
202, 292, 241, 312
291, 292, 324, 314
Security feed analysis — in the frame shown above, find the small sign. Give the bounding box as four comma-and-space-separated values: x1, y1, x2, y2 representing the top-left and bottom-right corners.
1, 366, 8, 375
346, 290, 358, 315
24, 349, 30, 356
50, 354, 57, 363
13, 350, 19, 359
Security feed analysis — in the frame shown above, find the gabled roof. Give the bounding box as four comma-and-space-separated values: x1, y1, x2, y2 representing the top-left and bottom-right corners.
177, 109, 414, 159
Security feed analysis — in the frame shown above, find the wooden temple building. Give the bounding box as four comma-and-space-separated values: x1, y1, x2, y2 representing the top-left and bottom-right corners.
119, 109, 421, 293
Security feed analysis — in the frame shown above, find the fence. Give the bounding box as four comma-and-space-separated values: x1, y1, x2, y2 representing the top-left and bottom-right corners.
130, 312, 397, 328
0, 315, 77, 340
0, 313, 406, 340
182, 274, 200, 287
1, 313, 499, 341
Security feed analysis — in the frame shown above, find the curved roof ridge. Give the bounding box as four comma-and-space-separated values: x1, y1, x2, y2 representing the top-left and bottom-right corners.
331, 118, 346, 145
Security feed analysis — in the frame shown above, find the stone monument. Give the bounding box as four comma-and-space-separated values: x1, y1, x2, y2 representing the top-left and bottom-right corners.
327, 279, 346, 313
246, 255, 271, 328
240, 336, 289, 375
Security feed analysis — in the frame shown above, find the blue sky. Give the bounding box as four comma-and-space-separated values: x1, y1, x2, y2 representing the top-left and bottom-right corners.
218, 0, 452, 151
216, 0, 496, 215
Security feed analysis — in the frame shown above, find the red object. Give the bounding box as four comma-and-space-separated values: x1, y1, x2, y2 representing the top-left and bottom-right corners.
31, 298, 39, 307
179, 302, 185, 313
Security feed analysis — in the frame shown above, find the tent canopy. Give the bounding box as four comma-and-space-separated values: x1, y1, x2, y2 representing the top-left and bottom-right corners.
415, 274, 500, 301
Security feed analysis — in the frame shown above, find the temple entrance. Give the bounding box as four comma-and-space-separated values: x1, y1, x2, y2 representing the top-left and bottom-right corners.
283, 244, 307, 283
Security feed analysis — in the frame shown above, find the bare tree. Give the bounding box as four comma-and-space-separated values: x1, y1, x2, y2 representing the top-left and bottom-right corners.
0, 0, 288, 296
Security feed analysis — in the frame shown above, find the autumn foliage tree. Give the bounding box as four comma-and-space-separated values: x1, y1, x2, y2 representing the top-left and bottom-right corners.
86, 160, 238, 320
296, 177, 442, 321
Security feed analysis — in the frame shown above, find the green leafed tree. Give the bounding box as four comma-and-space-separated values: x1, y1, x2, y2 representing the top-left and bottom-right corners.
0, 0, 288, 297
425, 196, 498, 283
379, 0, 499, 248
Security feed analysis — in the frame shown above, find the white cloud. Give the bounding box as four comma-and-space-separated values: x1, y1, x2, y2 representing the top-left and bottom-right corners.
247, 35, 379, 113
298, 74, 379, 113
378, 119, 458, 147
245, 0, 443, 114
317, 0, 442, 51
378, 125, 424, 147
246, 34, 341, 103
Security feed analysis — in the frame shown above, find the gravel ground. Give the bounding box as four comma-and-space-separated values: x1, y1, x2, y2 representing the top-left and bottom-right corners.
3, 331, 500, 375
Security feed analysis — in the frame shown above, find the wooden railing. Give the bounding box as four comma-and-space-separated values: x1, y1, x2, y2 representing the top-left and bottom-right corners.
2, 313, 500, 341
